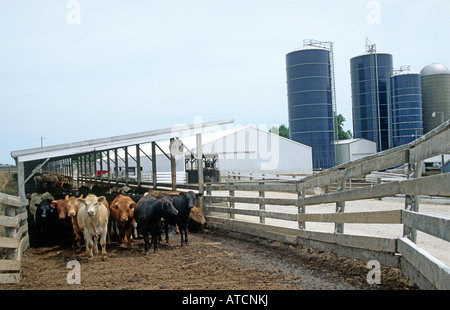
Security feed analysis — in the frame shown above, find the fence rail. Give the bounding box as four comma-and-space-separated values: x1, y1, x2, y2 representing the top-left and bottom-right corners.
0, 192, 29, 284
204, 120, 450, 290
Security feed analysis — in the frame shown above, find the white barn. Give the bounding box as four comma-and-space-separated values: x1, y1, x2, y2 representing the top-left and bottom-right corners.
335, 138, 377, 165
193, 126, 313, 178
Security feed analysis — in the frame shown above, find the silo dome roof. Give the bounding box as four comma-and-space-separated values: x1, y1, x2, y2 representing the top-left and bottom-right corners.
420, 63, 450, 76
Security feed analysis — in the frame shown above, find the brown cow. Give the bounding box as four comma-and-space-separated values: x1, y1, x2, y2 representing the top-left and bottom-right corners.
188, 206, 207, 232
50, 196, 74, 247
110, 194, 136, 248
66, 195, 83, 253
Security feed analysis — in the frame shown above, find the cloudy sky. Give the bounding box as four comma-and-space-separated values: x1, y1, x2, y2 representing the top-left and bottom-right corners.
0, 0, 449, 164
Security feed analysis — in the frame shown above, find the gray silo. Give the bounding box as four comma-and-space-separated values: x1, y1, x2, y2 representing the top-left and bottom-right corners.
350, 40, 393, 151
420, 63, 450, 133
286, 39, 337, 170
390, 66, 423, 147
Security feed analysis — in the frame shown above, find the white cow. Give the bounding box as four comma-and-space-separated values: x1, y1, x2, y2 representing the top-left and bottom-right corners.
77, 194, 109, 260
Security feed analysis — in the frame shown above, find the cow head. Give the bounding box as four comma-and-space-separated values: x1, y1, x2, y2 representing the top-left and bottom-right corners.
78, 194, 106, 217
160, 197, 178, 216
67, 195, 81, 218
189, 206, 206, 225
183, 191, 203, 209
50, 197, 69, 220
111, 195, 136, 222
36, 199, 54, 219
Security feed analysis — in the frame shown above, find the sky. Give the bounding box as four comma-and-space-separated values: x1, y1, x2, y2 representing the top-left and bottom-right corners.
0, 0, 449, 164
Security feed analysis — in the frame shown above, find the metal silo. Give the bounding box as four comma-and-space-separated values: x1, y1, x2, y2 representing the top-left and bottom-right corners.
286, 39, 337, 170
350, 40, 393, 151
390, 66, 424, 147
420, 63, 450, 133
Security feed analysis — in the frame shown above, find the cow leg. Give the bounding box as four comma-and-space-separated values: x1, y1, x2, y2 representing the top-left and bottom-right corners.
119, 226, 126, 248
84, 231, 94, 259
100, 229, 108, 260
184, 227, 189, 245
153, 232, 158, 253
164, 221, 170, 243
125, 223, 133, 248
143, 232, 150, 254
93, 234, 99, 256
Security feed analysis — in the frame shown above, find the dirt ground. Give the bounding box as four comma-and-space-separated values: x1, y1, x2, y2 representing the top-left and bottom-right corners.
2, 228, 417, 290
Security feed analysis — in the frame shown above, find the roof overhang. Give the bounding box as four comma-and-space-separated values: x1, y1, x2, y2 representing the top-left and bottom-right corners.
11, 119, 234, 163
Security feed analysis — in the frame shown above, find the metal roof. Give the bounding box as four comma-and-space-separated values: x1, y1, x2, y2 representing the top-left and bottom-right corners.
11, 119, 234, 163
421, 63, 450, 77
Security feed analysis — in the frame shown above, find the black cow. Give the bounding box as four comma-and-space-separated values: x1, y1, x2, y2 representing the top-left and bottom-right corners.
134, 196, 178, 254
162, 191, 202, 246
35, 199, 58, 246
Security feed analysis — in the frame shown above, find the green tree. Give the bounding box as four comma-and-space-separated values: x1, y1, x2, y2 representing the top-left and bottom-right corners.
269, 124, 290, 139
336, 114, 352, 140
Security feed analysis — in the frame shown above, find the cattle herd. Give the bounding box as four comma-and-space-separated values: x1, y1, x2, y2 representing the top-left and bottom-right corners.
27, 182, 207, 260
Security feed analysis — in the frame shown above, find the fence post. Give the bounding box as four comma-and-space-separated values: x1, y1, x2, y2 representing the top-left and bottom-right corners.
335, 179, 346, 234
297, 182, 305, 230
259, 182, 265, 224
403, 159, 422, 243
205, 184, 211, 216
229, 182, 235, 219
4, 205, 17, 260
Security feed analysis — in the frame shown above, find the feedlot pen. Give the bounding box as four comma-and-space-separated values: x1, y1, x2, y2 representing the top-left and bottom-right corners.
2, 228, 416, 290
2, 120, 450, 290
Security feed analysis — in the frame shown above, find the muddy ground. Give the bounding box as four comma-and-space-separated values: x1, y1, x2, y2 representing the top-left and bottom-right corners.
2, 228, 417, 290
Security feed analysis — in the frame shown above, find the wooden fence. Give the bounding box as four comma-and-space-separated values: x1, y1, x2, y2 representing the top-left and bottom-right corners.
0, 193, 29, 284
204, 120, 450, 290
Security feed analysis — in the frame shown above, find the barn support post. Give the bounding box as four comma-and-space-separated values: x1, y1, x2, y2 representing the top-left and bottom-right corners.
99, 151, 104, 184
124, 146, 129, 186
106, 150, 111, 186
114, 148, 119, 186
196, 133, 204, 196
136, 144, 141, 188
152, 142, 157, 189
170, 138, 177, 191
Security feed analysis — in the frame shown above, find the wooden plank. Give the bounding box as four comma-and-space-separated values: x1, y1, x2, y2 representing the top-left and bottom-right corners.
206, 216, 298, 244
297, 234, 400, 268
18, 234, 29, 261
206, 195, 298, 206
297, 229, 397, 253
400, 173, 450, 197
206, 206, 298, 221
208, 183, 298, 193
0, 215, 19, 228
0, 192, 25, 208
297, 210, 402, 224
402, 210, 450, 242
409, 125, 450, 163
0, 236, 19, 249
298, 147, 408, 191
0, 273, 20, 284
0, 259, 21, 271
397, 237, 450, 290
300, 181, 401, 206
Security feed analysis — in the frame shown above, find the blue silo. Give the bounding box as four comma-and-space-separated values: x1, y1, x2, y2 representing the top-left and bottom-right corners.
350, 44, 393, 152
286, 40, 336, 170
390, 67, 424, 147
